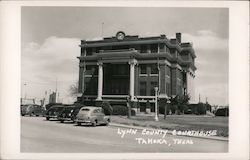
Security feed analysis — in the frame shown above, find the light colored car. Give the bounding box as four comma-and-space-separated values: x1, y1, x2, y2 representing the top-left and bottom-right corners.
75, 106, 110, 126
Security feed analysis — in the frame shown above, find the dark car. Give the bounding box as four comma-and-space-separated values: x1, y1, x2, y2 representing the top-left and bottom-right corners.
57, 105, 83, 123
21, 104, 29, 116
45, 104, 65, 120
21, 104, 45, 116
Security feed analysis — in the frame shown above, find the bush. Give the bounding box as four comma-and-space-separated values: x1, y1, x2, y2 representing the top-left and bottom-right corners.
170, 105, 177, 115
101, 101, 113, 115
111, 105, 136, 116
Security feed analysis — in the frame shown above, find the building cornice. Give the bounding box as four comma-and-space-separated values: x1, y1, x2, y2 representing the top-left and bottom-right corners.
77, 50, 196, 71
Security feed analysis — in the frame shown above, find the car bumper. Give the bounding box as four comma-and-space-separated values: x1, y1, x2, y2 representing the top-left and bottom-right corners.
46, 115, 58, 119
75, 119, 92, 124
58, 117, 72, 121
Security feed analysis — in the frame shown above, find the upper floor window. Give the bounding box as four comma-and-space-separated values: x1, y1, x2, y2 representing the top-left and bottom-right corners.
140, 64, 147, 74
150, 64, 158, 74
86, 48, 93, 56
96, 47, 101, 53
150, 44, 158, 53
85, 65, 97, 75
140, 45, 147, 53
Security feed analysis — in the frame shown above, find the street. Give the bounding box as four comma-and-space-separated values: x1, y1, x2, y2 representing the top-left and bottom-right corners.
21, 117, 228, 153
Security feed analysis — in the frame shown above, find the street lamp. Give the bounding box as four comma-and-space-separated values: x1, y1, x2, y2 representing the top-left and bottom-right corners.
154, 87, 159, 121
23, 83, 27, 99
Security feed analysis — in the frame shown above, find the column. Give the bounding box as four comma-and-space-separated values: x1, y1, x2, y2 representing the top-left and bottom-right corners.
96, 62, 103, 100
129, 59, 137, 101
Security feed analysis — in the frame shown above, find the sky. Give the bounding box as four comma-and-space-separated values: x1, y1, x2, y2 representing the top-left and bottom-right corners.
21, 7, 229, 105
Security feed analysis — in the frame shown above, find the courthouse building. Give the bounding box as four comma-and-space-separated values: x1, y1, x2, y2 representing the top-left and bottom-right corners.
77, 31, 196, 113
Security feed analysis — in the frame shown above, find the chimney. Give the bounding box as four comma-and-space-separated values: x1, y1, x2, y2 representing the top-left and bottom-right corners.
176, 33, 181, 43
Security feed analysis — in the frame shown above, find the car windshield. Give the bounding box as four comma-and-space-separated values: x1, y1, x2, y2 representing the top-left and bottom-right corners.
81, 108, 90, 112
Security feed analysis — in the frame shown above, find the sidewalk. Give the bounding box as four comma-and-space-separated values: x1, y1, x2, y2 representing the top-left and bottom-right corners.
109, 122, 229, 141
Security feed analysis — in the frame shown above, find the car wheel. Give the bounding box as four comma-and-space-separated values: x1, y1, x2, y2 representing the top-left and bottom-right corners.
105, 119, 110, 126
46, 117, 50, 120
92, 120, 97, 127
60, 120, 64, 123
77, 122, 81, 126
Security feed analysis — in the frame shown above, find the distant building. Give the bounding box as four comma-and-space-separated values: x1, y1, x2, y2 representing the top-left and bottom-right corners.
77, 31, 196, 113
49, 92, 57, 103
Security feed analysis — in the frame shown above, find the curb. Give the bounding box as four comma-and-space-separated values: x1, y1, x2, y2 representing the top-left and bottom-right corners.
109, 122, 229, 142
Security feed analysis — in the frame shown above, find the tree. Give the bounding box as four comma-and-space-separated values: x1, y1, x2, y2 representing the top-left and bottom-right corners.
69, 82, 79, 98
169, 94, 190, 115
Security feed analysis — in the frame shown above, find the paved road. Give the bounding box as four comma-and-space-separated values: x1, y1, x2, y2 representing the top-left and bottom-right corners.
21, 117, 228, 153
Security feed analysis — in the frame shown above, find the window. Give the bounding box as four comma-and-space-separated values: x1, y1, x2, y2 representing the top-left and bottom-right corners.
150, 81, 158, 96
96, 47, 101, 53
166, 83, 171, 96
140, 81, 147, 96
85, 66, 97, 75
140, 45, 147, 53
159, 43, 166, 52
86, 48, 92, 56
140, 64, 147, 74
150, 44, 158, 53
150, 64, 158, 74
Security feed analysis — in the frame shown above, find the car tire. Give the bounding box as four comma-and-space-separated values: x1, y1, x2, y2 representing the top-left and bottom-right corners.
46, 117, 50, 120
60, 120, 64, 123
105, 119, 110, 126
92, 120, 97, 127
77, 122, 81, 126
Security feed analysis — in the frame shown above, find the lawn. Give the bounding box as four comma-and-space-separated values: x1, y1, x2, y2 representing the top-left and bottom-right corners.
110, 115, 229, 137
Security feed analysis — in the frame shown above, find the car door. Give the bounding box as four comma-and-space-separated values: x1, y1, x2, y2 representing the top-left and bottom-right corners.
98, 109, 105, 122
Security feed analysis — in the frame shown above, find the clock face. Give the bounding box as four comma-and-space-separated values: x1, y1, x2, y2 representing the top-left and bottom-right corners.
116, 31, 125, 40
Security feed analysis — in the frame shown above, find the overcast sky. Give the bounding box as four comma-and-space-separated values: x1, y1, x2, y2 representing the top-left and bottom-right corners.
21, 7, 229, 105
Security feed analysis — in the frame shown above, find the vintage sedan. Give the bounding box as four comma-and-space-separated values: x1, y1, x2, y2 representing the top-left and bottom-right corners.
45, 104, 65, 120
57, 105, 83, 123
75, 106, 110, 126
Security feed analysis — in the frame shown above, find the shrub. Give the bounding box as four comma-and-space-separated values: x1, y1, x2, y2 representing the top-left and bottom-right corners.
170, 105, 177, 115
159, 104, 171, 115
111, 105, 136, 116
101, 101, 113, 115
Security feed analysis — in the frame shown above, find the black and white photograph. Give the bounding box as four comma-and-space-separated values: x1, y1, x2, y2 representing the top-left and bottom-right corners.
0, 1, 249, 160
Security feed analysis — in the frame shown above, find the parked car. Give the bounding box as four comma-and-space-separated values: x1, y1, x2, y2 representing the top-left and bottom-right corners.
75, 106, 110, 126
45, 104, 65, 120
57, 105, 83, 123
21, 104, 45, 116
21, 104, 29, 116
